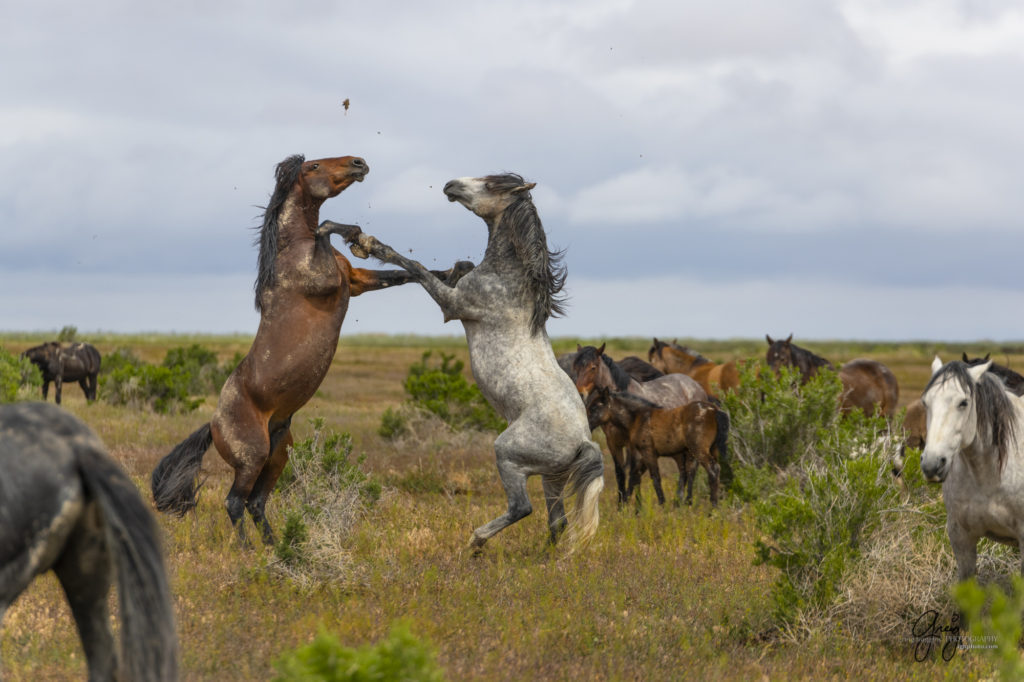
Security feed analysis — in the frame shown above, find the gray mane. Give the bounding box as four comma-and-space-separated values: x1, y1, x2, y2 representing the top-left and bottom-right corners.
926, 361, 1019, 472
485, 174, 567, 335
253, 154, 305, 312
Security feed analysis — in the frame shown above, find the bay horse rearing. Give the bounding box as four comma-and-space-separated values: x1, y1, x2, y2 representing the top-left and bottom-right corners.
340, 173, 605, 552
152, 154, 464, 545
1, 403, 177, 681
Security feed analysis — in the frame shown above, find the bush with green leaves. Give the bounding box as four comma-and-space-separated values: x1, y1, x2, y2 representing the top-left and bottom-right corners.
161, 344, 239, 394
953, 576, 1024, 679
100, 364, 200, 414
273, 621, 445, 681
56, 325, 77, 342
380, 351, 505, 438
723, 360, 911, 628
101, 347, 144, 375
0, 347, 42, 403
273, 418, 381, 584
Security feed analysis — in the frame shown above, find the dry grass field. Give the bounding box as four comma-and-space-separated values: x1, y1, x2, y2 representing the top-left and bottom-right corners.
3, 333, 1022, 680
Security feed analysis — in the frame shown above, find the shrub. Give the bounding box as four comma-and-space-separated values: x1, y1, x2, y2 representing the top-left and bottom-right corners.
100, 364, 200, 414
273, 621, 445, 681
101, 347, 144, 375
380, 351, 505, 438
272, 418, 381, 585
57, 325, 77, 342
162, 344, 238, 394
0, 348, 29, 403
954, 576, 1024, 679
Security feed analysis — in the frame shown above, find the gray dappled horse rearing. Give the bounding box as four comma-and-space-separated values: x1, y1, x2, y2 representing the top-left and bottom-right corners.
0, 403, 177, 681
334, 174, 604, 551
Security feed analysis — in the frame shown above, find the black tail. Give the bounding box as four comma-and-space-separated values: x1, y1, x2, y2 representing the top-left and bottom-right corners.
78, 448, 179, 681
151, 422, 213, 516
713, 408, 733, 489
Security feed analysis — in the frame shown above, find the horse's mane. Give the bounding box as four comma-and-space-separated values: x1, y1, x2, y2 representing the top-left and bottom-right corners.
253, 154, 305, 313
486, 174, 567, 336
789, 342, 832, 370
963, 354, 1024, 397
926, 361, 1019, 472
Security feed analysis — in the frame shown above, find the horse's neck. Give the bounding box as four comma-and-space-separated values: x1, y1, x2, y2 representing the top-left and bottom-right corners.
612, 399, 648, 431
668, 350, 697, 371
277, 191, 320, 249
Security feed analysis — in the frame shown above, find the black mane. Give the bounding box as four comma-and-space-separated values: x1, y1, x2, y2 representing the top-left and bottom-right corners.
486, 174, 567, 336
253, 154, 305, 312
926, 361, 1019, 472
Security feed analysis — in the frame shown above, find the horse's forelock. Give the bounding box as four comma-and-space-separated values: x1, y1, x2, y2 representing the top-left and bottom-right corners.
253, 154, 306, 312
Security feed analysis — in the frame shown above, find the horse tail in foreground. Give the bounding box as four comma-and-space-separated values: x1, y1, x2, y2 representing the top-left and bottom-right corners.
152, 422, 213, 516
563, 441, 605, 552
79, 447, 179, 681
713, 408, 733, 489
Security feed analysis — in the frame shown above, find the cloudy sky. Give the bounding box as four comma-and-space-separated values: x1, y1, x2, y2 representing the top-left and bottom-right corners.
3, 0, 1023, 341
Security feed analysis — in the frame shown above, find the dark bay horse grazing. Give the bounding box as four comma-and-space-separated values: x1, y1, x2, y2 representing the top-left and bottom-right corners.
585, 387, 728, 507
0, 403, 177, 681
647, 338, 739, 397
21, 341, 101, 404
152, 154, 463, 545
339, 173, 605, 551
765, 334, 900, 418
573, 344, 706, 504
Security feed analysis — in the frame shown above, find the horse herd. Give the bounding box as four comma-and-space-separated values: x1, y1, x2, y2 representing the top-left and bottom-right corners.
4, 152, 1024, 679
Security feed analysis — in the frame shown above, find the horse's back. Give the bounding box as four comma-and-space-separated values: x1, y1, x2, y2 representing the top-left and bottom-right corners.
637, 373, 707, 407
839, 359, 899, 417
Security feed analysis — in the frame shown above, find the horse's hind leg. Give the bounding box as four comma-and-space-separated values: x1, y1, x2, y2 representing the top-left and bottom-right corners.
53, 502, 118, 681
541, 474, 567, 544
212, 405, 271, 546
245, 420, 293, 546
471, 457, 532, 551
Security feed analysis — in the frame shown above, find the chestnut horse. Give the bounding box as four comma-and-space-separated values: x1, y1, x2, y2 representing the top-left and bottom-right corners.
765, 334, 899, 418
585, 387, 728, 507
647, 338, 739, 397
151, 154, 463, 544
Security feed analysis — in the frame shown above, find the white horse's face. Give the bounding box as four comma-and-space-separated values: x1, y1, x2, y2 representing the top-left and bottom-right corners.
443, 176, 533, 221
920, 356, 990, 482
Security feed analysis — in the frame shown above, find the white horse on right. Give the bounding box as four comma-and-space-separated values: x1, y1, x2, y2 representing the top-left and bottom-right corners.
921, 355, 1024, 582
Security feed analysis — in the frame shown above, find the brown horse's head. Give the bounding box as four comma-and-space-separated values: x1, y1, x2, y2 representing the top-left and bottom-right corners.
583, 386, 614, 431
300, 156, 369, 200
572, 343, 606, 395
764, 333, 794, 372
648, 338, 669, 368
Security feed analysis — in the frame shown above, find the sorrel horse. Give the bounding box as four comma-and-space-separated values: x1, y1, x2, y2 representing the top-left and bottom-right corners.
339, 173, 604, 552
647, 338, 739, 397
0, 403, 177, 681
21, 341, 101, 404
921, 357, 1024, 581
585, 387, 729, 507
573, 344, 706, 504
152, 154, 464, 545
765, 334, 899, 418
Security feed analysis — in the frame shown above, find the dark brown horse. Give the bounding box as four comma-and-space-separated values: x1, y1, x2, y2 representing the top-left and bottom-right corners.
557, 351, 663, 383
573, 344, 706, 503
765, 334, 899, 418
585, 387, 728, 507
963, 352, 1024, 396
151, 154, 464, 544
647, 338, 739, 397
21, 341, 101, 404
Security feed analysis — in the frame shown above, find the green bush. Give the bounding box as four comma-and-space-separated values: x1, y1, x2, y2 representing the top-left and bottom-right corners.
953, 576, 1024, 679
381, 351, 505, 437
101, 347, 144, 375
162, 344, 238, 394
273, 621, 445, 682
378, 406, 408, 439
277, 418, 380, 503
0, 348, 30, 403
100, 364, 200, 414
57, 325, 77, 342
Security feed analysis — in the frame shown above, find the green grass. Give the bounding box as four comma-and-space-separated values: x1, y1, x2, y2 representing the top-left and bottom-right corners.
0, 334, 1015, 680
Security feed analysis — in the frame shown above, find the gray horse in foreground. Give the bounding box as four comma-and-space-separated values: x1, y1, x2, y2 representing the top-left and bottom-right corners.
324, 173, 604, 552
921, 356, 1024, 582
0, 402, 178, 680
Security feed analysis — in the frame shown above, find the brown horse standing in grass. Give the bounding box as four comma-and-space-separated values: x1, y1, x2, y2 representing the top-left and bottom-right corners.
21, 341, 101, 404
585, 387, 728, 507
765, 334, 900, 418
647, 338, 739, 397
151, 154, 465, 545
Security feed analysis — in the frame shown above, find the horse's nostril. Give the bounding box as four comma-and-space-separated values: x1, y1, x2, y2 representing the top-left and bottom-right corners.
352, 158, 366, 168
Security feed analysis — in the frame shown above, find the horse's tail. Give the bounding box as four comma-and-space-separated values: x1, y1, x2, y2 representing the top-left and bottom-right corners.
151, 422, 213, 516
78, 447, 179, 682
713, 407, 733, 489
564, 440, 605, 553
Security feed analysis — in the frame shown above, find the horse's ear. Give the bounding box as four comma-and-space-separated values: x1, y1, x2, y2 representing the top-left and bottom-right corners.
597, 343, 605, 356
931, 355, 944, 375
962, 352, 970, 362
766, 334, 773, 345
785, 333, 793, 344
968, 360, 992, 382
511, 182, 536, 194
984, 353, 991, 361
576, 343, 581, 351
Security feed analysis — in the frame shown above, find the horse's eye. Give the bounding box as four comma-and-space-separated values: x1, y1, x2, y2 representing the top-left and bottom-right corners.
311, 163, 319, 170
958, 399, 968, 409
